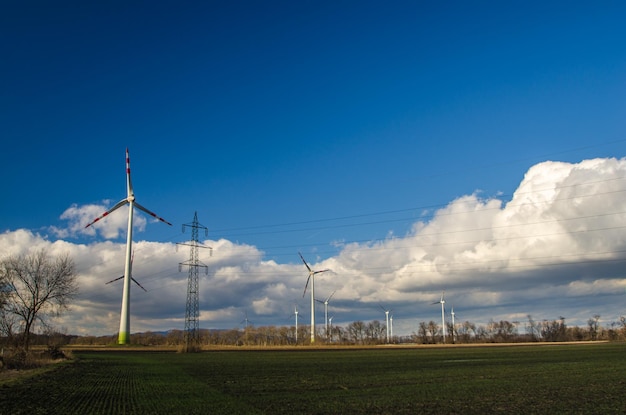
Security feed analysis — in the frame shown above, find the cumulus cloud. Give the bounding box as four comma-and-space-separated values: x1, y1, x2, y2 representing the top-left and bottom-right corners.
2, 157, 626, 337
49, 202, 148, 239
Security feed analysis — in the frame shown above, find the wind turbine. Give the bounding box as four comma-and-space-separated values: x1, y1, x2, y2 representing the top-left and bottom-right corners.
390, 314, 394, 340
379, 305, 392, 343
432, 291, 446, 343
299, 252, 329, 344
85, 148, 171, 345
315, 290, 336, 341
240, 311, 253, 329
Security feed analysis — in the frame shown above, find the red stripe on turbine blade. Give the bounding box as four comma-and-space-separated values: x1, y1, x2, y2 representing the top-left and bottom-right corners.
134, 202, 172, 226
298, 252, 312, 272
85, 200, 129, 228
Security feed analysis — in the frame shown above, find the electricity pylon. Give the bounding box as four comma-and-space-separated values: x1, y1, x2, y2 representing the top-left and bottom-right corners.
177, 212, 211, 351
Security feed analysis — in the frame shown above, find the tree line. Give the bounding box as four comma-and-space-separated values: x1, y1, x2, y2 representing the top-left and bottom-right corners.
63, 313, 626, 347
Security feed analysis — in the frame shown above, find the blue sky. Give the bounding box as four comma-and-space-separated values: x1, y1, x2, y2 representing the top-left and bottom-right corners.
2, 2, 626, 337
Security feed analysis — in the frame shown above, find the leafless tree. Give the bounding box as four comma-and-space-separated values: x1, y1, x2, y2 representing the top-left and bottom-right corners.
526, 315, 541, 341
587, 314, 601, 341
366, 320, 384, 344
417, 321, 430, 344
487, 320, 517, 342
0, 249, 78, 350
540, 317, 567, 342
347, 321, 366, 344
427, 320, 439, 342
458, 321, 476, 343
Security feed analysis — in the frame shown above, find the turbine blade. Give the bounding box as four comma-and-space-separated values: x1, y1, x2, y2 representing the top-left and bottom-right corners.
313, 269, 330, 275
85, 199, 128, 228
134, 202, 172, 226
105, 275, 124, 285
327, 290, 336, 302
126, 148, 134, 197
302, 275, 311, 297
315, 298, 324, 304
131, 277, 147, 292
298, 252, 312, 272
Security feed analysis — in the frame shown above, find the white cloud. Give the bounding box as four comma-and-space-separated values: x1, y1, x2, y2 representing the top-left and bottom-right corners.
50, 201, 148, 239
3, 157, 626, 336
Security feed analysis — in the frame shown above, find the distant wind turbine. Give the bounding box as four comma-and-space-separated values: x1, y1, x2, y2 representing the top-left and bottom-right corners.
315, 290, 336, 341
432, 291, 446, 343
299, 252, 329, 344
241, 311, 253, 329
379, 304, 392, 343
86, 148, 171, 345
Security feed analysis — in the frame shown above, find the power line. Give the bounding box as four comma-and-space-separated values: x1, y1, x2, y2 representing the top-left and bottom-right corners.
211, 175, 626, 239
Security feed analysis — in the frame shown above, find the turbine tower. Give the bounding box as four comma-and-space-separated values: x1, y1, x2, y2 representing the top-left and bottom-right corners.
292, 304, 299, 344
432, 291, 446, 343
86, 148, 171, 345
299, 252, 329, 344
177, 212, 211, 352
328, 315, 334, 342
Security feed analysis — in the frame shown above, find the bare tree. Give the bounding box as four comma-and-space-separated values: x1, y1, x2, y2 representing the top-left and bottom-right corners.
347, 321, 366, 344
0, 249, 78, 350
458, 321, 476, 343
540, 317, 567, 342
427, 320, 439, 342
526, 315, 541, 341
587, 314, 601, 341
487, 320, 517, 342
417, 321, 430, 344
365, 320, 384, 344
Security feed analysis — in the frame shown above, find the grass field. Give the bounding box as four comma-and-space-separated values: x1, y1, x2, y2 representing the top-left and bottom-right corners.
1, 342, 625, 414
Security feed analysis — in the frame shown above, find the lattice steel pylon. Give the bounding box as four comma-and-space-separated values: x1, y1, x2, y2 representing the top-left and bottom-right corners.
177, 212, 211, 352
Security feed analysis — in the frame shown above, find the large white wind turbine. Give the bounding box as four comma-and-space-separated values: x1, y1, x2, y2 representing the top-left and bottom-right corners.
432, 291, 446, 343
299, 252, 329, 344
86, 148, 171, 345
315, 290, 336, 341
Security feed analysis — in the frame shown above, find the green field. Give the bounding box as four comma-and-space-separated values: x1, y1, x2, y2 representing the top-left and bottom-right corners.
1, 343, 625, 414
